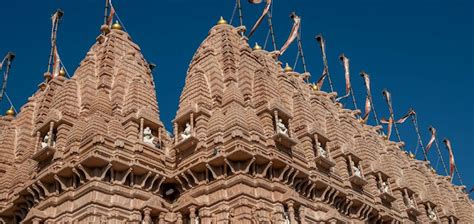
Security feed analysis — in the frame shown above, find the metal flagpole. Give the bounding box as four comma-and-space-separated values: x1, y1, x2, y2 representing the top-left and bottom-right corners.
383, 89, 403, 143
237, 0, 244, 29
432, 132, 449, 176
104, 0, 109, 25
315, 34, 335, 93
295, 25, 308, 75
0, 52, 15, 104
410, 113, 428, 161
266, 0, 277, 51
361, 71, 380, 127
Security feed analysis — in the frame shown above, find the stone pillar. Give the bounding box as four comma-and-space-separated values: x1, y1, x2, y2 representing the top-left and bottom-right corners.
176, 212, 183, 224
143, 208, 152, 224
299, 205, 306, 224
189, 206, 197, 224
348, 155, 353, 176
174, 122, 178, 144
190, 113, 194, 136
139, 118, 144, 141
287, 201, 297, 224
274, 110, 279, 134
35, 131, 41, 152
48, 121, 54, 146
158, 212, 166, 224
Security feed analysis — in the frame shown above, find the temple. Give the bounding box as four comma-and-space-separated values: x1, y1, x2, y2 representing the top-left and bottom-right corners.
0, 15, 472, 224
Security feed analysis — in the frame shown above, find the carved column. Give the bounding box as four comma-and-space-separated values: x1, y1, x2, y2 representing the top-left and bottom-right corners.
274, 110, 279, 134
287, 201, 297, 224
139, 118, 144, 141
190, 113, 194, 136
176, 213, 183, 224
143, 208, 152, 224
174, 122, 178, 144
189, 206, 197, 224
299, 205, 306, 224
158, 212, 165, 224
348, 155, 354, 176
35, 131, 41, 152
48, 121, 54, 146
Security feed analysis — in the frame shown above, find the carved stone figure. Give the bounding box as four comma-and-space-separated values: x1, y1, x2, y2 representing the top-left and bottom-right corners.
276, 118, 288, 135
41, 135, 49, 149
181, 122, 191, 140
352, 162, 361, 177
379, 181, 389, 193
143, 126, 154, 145
316, 142, 327, 157
428, 208, 437, 221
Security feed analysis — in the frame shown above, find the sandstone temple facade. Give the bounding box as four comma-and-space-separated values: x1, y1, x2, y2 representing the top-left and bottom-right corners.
0, 18, 472, 224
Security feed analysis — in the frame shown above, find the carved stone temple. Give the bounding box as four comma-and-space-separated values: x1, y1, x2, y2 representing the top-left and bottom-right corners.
0, 18, 472, 224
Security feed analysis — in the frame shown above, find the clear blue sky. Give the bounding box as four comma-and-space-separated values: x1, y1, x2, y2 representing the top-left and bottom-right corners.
1, 0, 472, 192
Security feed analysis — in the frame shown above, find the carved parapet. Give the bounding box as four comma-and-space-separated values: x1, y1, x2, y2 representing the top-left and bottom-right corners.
32, 146, 55, 163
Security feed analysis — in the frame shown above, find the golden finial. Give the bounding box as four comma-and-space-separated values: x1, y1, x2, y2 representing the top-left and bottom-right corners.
284, 63, 293, 73
409, 152, 415, 159
311, 83, 318, 91
253, 42, 262, 51
111, 20, 122, 30
59, 67, 66, 77
217, 16, 228, 25
5, 107, 15, 116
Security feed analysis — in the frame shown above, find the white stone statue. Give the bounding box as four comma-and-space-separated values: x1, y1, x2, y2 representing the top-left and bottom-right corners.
406, 196, 415, 208
380, 181, 389, 193
283, 212, 290, 224
276, 118, 288, 135
41, 135, 49, 149
181, 122, 191, 140
428, 208, 437, 221
352, 162, 362, 177
316, 142, 327, 157
143, 126, 155, 145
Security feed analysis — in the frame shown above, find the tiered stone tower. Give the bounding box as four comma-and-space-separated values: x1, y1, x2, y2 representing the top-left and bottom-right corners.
0, 18, 472, 224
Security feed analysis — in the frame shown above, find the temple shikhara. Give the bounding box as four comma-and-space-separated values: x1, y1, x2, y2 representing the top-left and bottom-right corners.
0, 1, 473, 223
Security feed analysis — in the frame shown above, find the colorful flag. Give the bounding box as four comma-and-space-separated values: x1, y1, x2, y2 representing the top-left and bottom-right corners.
248, 0, 272, 38
280, 12, 301, 55
443, 139, 455, 180
336, 54, 351, 101
107, 0, 116, 27
315, 34, 328, 90
396, 108, 416, 124
50, 10, 63, 78
360, 72, 372, 123
315, 67, 328, 90
380, 117, 394, 140
425, 127, 436, 154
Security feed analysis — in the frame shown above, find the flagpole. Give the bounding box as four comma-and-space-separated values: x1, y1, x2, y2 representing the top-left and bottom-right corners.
432, 131, 449, 176
315, 34, 335, 93
383, 89, 403, 144
104, 0, 109, 25
360, 71, 380, 127
410, 113, 428, 161
295, 26, 308, 74
266, 1, 277, 51
237, 0, 244, 35
0, 52, 15, 104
